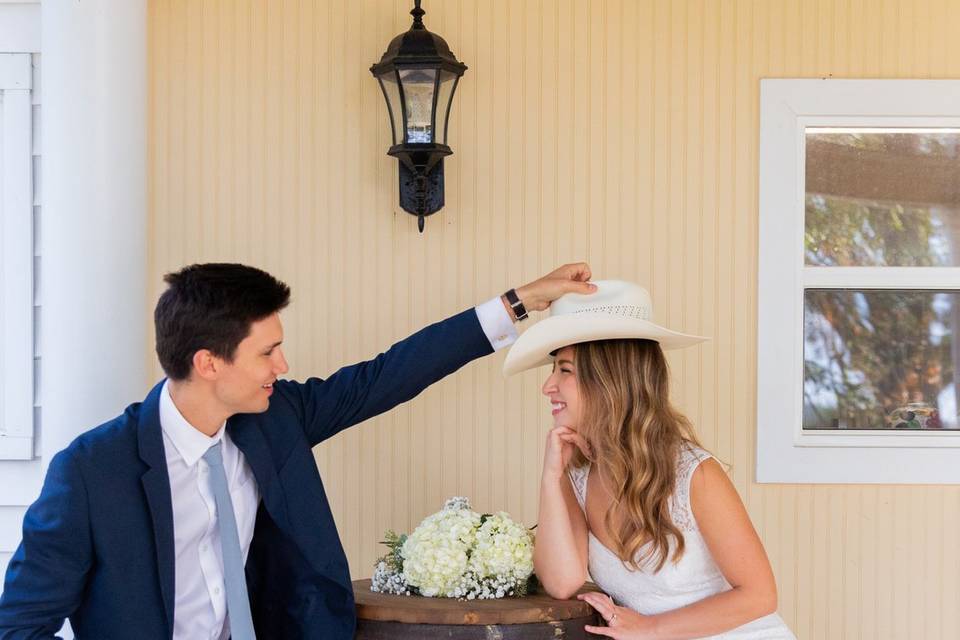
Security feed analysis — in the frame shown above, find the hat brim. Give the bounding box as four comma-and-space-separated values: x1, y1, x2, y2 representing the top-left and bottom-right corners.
502, 313, 709, 376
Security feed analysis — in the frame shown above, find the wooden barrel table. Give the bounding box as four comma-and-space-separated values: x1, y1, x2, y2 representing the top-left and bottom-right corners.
353, 579, 603, 639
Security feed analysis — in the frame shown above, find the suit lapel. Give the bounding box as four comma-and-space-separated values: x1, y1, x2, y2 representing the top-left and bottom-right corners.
135, 383, 290, 635
137, 381, 176, 636
228, 416, 289, 531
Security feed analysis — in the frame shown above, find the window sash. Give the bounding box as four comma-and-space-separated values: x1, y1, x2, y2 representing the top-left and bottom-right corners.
803, 267, 960, 289
758, 79, 960, 483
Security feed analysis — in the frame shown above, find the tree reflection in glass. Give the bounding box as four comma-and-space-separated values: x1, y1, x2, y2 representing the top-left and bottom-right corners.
805, 129, 960, 267
804, 290, 959, 430
803, 129, 960, 430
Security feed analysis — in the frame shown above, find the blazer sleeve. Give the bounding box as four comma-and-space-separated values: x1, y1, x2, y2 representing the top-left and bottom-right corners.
0, 447, 92, 639
281, 307, 494, 447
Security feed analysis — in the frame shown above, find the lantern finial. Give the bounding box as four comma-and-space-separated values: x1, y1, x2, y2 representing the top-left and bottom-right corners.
411, 1, 425, 28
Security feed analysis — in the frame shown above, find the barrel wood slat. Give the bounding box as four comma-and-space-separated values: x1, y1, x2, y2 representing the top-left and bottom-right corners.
353, 579, 604, 639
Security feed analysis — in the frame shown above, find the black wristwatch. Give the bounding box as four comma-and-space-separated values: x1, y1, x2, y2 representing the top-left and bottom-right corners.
504, 288, 528, 321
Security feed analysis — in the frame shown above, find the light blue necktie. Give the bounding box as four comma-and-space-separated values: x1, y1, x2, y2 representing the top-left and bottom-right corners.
203, 441, 256, 640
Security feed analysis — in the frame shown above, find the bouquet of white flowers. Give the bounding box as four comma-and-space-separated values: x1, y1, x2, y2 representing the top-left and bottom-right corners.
370, 497, 537, 600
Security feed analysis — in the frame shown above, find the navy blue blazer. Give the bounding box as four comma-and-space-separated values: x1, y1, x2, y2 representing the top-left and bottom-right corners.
0, 308, 493, 639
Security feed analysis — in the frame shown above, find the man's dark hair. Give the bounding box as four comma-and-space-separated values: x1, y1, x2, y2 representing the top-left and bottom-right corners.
154, 263, 291, 381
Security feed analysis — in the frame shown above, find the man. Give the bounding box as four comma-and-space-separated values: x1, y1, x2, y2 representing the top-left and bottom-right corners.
0, 262, 594, 639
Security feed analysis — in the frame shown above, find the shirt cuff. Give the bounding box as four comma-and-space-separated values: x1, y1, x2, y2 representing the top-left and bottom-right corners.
475, 296, 518, 352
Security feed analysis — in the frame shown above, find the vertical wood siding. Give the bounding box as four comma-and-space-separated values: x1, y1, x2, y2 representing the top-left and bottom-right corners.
149, 2, 960, 637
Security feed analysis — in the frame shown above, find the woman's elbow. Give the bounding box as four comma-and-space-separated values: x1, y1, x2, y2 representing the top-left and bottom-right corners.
734, 582, 778, 619
536, 571, 586, 600
753, 585, 779, 618
542, 582, 583, 600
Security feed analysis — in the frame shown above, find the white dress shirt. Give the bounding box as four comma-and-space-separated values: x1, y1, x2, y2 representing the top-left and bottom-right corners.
160, 381, 260, 640
474, 295, 518, 351
160, 300, 516, 639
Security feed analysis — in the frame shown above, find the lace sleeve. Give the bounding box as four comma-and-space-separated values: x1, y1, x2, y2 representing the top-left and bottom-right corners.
566, 464, 589, 512
670, 445, 714, 532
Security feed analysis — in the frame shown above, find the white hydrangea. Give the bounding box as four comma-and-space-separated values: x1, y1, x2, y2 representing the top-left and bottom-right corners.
401, 507, 481, 597
469, 512, 535, 582
372, 497, 536, 600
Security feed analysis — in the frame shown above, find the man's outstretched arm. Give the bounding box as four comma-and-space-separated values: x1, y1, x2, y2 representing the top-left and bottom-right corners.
286, 263, 594, 446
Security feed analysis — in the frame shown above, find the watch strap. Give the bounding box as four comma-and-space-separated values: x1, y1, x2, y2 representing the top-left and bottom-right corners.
504, 288, 528, 321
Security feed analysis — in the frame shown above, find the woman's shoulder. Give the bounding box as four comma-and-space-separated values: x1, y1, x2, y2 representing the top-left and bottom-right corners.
676, 442, 714, 477
670, 442, 718, 530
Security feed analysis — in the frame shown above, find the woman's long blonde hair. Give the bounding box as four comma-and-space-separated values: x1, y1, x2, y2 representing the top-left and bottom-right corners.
569, 338, 702, 572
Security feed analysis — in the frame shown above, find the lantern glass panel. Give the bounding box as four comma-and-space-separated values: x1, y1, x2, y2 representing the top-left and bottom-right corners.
434, 70, 459, 145
399, 68, 437, 143
376, 71, 403, 145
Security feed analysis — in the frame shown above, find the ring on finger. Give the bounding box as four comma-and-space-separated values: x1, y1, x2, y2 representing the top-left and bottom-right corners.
609, 612, 618, 625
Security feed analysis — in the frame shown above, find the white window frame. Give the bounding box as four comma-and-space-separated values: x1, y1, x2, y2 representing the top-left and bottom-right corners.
0, 53, 34, 460
757, 79, 960, 484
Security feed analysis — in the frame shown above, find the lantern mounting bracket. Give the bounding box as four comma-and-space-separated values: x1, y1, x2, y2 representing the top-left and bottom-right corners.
398, 160, 444, 232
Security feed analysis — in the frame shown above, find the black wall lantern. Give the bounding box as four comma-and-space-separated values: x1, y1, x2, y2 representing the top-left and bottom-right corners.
370, 0, 467, 232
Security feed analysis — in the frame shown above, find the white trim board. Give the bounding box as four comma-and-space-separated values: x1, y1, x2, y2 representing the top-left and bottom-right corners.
757, 79, 960, 484
0, 53, 34, 460
0, 3, 40, 54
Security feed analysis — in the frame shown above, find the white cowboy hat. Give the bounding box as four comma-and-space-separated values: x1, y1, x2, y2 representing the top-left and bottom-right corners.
502, 280, 708, 376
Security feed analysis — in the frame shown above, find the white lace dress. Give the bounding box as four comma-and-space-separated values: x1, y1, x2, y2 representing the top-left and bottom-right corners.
567, 445, 796, 639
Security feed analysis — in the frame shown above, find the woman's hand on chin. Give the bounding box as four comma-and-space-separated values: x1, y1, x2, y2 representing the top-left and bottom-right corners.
579, 592, 660, 639
542, 426, 590, 481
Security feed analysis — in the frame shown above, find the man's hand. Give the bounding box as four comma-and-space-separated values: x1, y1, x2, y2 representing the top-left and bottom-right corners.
504, 263, 595, 320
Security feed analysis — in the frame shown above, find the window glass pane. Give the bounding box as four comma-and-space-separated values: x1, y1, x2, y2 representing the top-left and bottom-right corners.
803, 289, 960, 430
805, 128, 960, 266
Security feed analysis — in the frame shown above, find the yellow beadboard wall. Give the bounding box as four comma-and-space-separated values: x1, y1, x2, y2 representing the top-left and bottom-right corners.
148, 1, 960, 637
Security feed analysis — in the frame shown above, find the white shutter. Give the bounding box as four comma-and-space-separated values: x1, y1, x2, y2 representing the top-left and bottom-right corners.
0, 54, 35, 460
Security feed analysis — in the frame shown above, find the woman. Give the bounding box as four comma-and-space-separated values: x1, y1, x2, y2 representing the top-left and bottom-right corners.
503, 281, 795, 639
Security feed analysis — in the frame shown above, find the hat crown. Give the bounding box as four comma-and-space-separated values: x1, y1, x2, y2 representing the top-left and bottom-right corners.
550, 280, 653, 321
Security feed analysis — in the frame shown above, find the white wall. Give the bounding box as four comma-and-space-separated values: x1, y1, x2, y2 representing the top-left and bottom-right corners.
0, 1, 149, 615
0, 0, 40, 583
